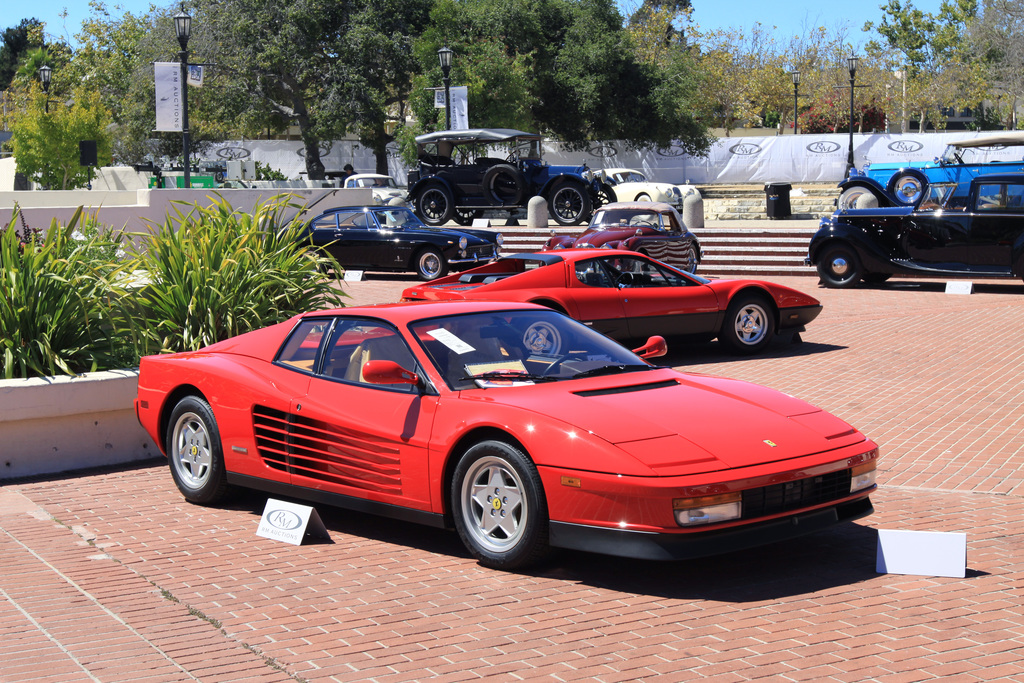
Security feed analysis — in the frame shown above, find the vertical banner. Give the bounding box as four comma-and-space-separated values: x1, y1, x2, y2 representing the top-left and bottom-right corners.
187, 64, 204, 88
450, 86, 469, 130
154, 62, 182, 132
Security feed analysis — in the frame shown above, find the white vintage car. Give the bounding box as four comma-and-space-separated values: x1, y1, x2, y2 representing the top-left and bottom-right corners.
344, 174, 407, 205
596, 168, 685, 209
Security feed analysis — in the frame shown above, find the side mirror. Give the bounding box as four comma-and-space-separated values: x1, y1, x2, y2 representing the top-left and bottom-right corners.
632, 335, 667, 359
362, 360, 419, 385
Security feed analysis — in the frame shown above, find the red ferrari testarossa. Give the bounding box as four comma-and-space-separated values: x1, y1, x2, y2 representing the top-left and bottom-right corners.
401, 250, 821, 354
136, 301, 877, 570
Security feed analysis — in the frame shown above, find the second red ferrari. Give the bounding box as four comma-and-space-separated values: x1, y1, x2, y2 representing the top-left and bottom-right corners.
401, 250, 821, 354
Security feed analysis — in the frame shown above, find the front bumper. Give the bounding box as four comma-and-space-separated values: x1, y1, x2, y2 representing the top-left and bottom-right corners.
448, 246, 500, 265
549, 497, 873, 561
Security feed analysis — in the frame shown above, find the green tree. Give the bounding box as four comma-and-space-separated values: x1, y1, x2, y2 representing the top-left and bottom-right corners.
10, 84, 113, 189
0, 18, 43, 90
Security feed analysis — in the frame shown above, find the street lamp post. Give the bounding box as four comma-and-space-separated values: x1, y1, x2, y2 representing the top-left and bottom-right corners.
847, 56, 859, 172
790, 70, 800, 134
438, 46, 453, 131
174, 6, 192, 188
39, 64, 52, 113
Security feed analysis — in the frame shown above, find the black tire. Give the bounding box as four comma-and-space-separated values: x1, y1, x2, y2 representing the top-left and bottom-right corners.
719, 293, 776, 355
838, 187, 879, 210
548, 179, 593, 226
451, 440, 550, 570
817, 243, 863, 288
414, 246, 448, 281
635, 193, 652, 202
415, 183, 455, 226
453, 208, 484, 226
887, 172, 927, 206
482, 164, 526, 206
166, 395, 230, 505
598, 183, 616, 207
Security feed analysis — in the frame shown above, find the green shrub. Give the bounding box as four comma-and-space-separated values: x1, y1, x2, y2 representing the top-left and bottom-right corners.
0, 208, 134, 379
129, 194, 346, 354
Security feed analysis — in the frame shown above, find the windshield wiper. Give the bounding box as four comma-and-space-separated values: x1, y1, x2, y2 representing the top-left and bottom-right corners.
572, 364, 651, 379
465, 370, 561, 383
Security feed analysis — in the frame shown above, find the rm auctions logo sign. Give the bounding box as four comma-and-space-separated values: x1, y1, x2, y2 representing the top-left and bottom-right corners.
887, 140, 924, 153
806, 141, 842, 154
587, 143, 618, 158
266, 509, 303, 531
729, 143, 762, 156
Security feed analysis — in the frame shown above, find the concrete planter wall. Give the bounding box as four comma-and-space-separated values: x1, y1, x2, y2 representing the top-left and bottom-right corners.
0, 370, 156, 481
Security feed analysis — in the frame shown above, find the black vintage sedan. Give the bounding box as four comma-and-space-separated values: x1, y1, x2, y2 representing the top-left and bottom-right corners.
808, 174, 1024, 288
302, 205, 502, 280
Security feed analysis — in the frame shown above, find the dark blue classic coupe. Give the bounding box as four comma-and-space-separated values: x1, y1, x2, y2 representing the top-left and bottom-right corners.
302, 205, 502, 281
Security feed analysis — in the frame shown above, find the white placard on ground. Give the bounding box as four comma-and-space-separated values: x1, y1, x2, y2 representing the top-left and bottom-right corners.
876, 529, 967, 578
343, 270, 364, 282
256, 498, 330, 546
472, 218, 491, 228
945, 281, 974, 295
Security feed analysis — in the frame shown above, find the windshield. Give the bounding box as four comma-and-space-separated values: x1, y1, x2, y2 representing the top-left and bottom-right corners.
355, 176, 397, 189
410, 310, 652, 390
591, 209, 664, 230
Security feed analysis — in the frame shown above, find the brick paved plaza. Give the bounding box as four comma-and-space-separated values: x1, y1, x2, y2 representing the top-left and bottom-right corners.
2, 272, 1023, 682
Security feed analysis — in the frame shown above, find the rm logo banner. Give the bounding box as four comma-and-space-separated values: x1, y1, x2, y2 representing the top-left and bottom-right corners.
154, 62, 182, 132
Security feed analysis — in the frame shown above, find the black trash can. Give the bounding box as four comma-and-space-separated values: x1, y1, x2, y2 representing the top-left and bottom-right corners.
765, 182, 792, 219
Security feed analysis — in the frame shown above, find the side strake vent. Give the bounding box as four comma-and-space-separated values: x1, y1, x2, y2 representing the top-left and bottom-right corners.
252, 405, 402, 494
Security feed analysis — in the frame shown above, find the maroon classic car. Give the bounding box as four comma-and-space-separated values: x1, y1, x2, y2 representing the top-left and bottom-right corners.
543, 202, 701, 273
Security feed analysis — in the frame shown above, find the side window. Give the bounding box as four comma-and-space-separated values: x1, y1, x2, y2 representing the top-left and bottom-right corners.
575, 259, 614, 288
321, 319, 419, 392
1005, 184, 1024, 211
311, 214, 338, 232
336, 211, 371, 230
277, 319, 333, 372
976, 184, 1004, 211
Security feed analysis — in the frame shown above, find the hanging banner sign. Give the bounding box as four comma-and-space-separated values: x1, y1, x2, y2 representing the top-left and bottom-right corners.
154, 62, 182, 132
187, 64, 204, 88
433, 89, 445, 108
450, 86, 469, 130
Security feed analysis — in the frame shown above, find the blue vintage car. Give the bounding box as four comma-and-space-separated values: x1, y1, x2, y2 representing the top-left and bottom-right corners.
407, 129, 606, 227
836, 132, 1024, 210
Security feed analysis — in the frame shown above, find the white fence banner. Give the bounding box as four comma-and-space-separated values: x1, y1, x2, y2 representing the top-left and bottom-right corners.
154, 62, 182, 132
206, 131, 1017, 185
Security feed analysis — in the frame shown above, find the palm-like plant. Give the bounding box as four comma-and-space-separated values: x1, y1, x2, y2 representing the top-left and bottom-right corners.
129, 194, 346, 354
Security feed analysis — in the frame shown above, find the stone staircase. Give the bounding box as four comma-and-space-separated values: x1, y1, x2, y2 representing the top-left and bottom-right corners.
497, 223, 819, 278
696, 225, 818, 277
492, 183, 833, 278
698, 183, 838, 220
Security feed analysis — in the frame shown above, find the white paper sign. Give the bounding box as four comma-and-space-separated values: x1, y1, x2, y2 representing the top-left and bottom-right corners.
256, 498, 329, 546
876, 529, 967, 578
945, 281, 974, 295
343, 270, 364, 282
154, 62, 182, 132
427, 327, 476, 354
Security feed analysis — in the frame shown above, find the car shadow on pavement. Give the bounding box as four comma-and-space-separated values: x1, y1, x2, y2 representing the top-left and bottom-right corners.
659, 337, 847, 368
538, 523, 883, 602
863, 280, 1024, 295
228, 488, 883, 601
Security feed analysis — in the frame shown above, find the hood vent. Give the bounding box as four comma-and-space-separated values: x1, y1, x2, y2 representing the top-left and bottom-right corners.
573, 379, 678, 397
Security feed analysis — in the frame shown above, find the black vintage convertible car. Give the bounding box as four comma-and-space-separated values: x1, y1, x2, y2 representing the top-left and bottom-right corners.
808, 174, 1024, 287
302, 205, 502, 280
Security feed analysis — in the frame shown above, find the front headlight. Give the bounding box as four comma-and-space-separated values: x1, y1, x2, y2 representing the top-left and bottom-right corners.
673, 493, 742, 527
582, 168, 594, 182
495, 233, 504, 246
850, 460, 877, 493
459, 236, 468, 250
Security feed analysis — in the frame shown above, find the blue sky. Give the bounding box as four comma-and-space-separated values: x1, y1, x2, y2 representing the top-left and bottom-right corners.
18, 0, 945, 48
